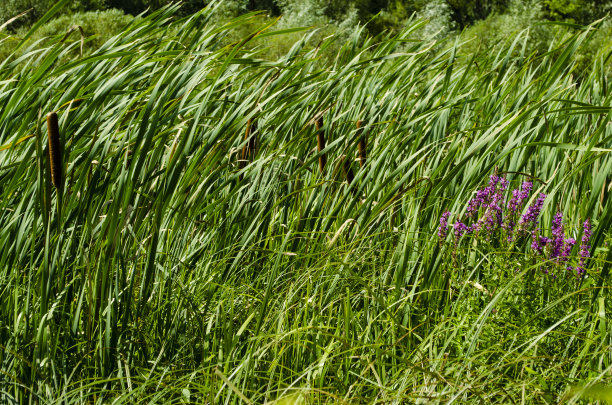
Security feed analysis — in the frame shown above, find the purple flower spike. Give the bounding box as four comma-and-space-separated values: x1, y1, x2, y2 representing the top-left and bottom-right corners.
489, 174, 500, 187
550, 212, 565, 259
438, 211, 450, 241
562, 238, 576, 259
468, 188, 492, 217
539, 236, 552, 246
508, 182, 532, 214
504, 181, 533, 239
530, 227, 552, 255
531, 228, 544, 254
454, 222, 469, 239
520, 193, 546, 230
500, 178, 509, 191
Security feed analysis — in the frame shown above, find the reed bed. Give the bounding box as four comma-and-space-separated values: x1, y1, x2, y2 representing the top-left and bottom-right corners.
0, 2, 611, 403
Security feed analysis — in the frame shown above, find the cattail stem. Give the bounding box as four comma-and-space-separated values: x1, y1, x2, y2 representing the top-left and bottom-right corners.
46, 112, 63, 191
315, 116, 326, 173
357, 120, 366, 169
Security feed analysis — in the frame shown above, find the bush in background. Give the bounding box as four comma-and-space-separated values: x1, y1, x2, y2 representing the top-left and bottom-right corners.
460, 0, 552, 55
0, 0, 107, 30
458, 0, 612, 80
0, 9, 133, 60
544, 0, 612, 24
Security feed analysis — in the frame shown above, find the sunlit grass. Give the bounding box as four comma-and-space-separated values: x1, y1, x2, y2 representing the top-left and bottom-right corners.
0, 0, 611, 403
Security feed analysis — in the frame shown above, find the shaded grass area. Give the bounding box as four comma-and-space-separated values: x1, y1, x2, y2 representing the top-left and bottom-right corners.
0, 1, 611, 403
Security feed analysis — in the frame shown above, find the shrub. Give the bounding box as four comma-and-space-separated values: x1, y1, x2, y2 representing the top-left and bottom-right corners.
544, 0, 612, 24
0, 0, 108, 31
417, 0, 457, 40
459, 0, 553, 57
0, 9, 134, 61
447, 0, 510, 28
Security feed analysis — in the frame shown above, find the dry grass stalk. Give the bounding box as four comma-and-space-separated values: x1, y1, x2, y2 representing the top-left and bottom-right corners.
46, 112, 63, 191
315, 116, 326, 173
356, 120, 366, 169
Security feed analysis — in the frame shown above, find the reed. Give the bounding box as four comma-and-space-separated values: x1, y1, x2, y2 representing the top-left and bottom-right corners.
0, 6, 610, 403
46, 111, 63, 191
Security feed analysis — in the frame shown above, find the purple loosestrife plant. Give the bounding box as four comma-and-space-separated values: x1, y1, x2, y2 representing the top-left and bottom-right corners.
508, 182, 532, 214
562, 238, 576, 258
464, 174, 508, 241
505, 181, 532, 240
530, 229, 548, 255
520, 193, 546, 231
454, 222, 469, 239
438, 211, 450, 242
466, 174, 505, 219
438, 173, 595, 279
562, 238, 576, 272
550, 212, 564, 259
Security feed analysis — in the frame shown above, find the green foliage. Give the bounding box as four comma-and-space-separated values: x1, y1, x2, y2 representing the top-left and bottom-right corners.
459, 2, 552, 57
446, 0, 510, 27
458, 3, 612, 80
417, 0, 457, 39
543, 0, 612, 24
0, 9, 134, 61
373, 0, 414, 33
0, 0, 107, 30
1, 3, 612, 403
275, 0, 359, 27
104, 0, 205, 15
27, 8, 132, 45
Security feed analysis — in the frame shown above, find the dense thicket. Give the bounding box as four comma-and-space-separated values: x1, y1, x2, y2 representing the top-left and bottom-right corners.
3, 0, 612, 80
2, 0, 611, 32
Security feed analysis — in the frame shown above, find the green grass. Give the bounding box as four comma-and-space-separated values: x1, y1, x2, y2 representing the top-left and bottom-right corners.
0, 1, 611, 403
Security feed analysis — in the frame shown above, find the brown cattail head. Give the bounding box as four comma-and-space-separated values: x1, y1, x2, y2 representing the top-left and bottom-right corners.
46, 112, 63, 191
315, 116, 326, 173
356, 120, 366, 169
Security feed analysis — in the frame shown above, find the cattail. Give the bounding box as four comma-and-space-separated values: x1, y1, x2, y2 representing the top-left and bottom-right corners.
46, 112, 63, 191
315, 116, 326, 173
356, 120, 366, 169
